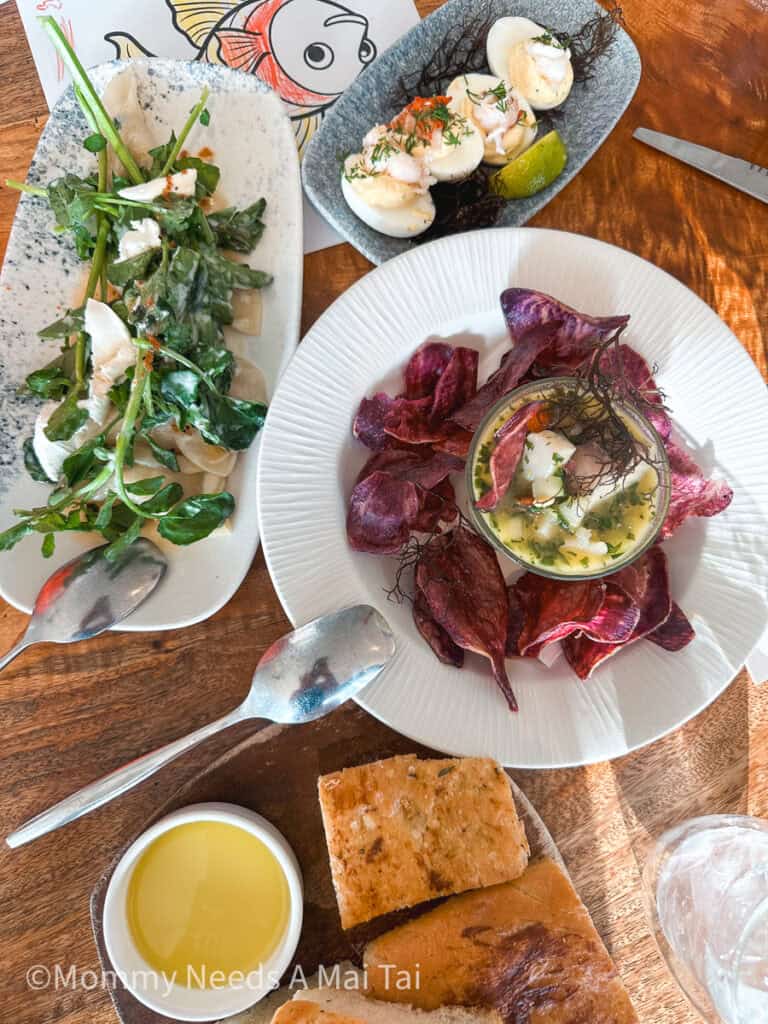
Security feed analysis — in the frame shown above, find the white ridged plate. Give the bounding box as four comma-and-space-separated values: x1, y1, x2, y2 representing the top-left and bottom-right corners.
258, 228, 768, 768
0, 60, 303, 630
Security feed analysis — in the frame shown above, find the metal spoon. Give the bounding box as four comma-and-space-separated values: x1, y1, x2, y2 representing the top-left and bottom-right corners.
6, 604, 395, 848
0, 539, 167, 674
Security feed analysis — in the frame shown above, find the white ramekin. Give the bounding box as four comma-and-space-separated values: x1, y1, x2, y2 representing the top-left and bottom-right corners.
102, 802, 303, 1021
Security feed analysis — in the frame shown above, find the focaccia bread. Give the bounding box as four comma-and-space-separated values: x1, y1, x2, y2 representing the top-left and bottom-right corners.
271, 991, 496, 1024
363, 857, 638, 1023
317, 754, 529, 929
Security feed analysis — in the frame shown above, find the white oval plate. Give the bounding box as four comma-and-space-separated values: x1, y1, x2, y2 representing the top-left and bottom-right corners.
0, 60, 303, 631
258, 228, 768, 768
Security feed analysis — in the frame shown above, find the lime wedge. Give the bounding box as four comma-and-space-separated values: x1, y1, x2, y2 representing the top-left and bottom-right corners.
490, 131, 568, 199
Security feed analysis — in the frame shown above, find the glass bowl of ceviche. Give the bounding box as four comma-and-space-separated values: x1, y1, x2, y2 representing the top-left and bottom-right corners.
466, 376, 671, 580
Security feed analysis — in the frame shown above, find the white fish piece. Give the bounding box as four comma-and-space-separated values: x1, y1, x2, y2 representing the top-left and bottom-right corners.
85, 298, 137, 402
117, 218, 161, 262
118, 168, 197, 202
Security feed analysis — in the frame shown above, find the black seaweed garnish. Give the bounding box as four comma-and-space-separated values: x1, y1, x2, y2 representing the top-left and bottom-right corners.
420, 165, 506, 242
546, 329, 667, 496
570, 2, 626, 83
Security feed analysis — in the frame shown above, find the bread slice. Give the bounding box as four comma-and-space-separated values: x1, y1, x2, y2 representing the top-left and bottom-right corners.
271, 989, 496, 1024
271, 1003, 364, 1024
317, 755, 529, 929
363, 857, 638, 1023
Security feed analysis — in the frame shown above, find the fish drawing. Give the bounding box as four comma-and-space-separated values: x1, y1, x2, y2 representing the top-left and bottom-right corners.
106, 0, 377, 152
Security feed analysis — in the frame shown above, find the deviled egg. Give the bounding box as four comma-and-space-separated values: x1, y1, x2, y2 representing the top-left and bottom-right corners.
447, 74, 537, 165
487, 17, 574, 110
341, 97, 484, 239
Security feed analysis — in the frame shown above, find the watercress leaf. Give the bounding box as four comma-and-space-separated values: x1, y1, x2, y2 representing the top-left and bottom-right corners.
23, 438, 54, 483
44, 392, 88, 442
167, 246, 201, 317
199, 108, 210, 126
61, 435, 105, 486
207, 200, 266, 253
157, 491, 234, 545
95, 492, 117, 530
25, 365, 71, 400
83, 133, 107, 153
155, 197, 198, 236
148, 132, 177, 178
161, 369, 200, 409
194, 346, 234, 393
144, 434, 179, 472
107, 248, 157, 288
201, 248, 272, 290
140, 482, 184, 515
163, 321, 194, 354
193, 392, 266, 450
46, 174, 95, 228
104, 516, 143, 561
126, 475, 165, 497
0, 521, 33, 552
108, 378, 131, 415
38, 306, 84, 340
41, 533, 56, 558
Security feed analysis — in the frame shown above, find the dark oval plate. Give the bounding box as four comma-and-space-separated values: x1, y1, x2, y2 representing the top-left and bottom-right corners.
302, 0, 641, 265
90, 707, 563, 1024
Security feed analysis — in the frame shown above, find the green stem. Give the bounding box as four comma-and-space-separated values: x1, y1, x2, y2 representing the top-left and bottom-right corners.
134, 338, 220, 393
5, 180, 46, 196
39, 16, 144, 185
112, 355, 159, 519
160, 88, 210, 175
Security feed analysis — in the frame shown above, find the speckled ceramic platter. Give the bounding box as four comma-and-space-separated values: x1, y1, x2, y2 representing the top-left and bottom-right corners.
302, 0, 641, 265
0, 59, 302, 631
89, 708, 565, 1024
257, 228, 768, 768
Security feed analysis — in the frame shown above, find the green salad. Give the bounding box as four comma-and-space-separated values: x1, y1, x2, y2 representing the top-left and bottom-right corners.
1, 17, 272, 560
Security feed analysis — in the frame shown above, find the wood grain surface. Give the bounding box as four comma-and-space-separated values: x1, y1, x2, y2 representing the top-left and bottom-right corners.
0, 3, 766, 1023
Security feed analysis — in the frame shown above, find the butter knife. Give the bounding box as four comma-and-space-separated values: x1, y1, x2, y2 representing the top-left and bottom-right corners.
634, 127, 768, 204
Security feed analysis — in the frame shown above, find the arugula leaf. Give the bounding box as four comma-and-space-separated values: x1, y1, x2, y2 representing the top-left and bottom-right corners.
38, 306, 84, 340
107, 247, 157, 288
23, 438, 54, 483
25, 365, 71, 400
157, 491, 234, 545
44, 392, 87, 442
208, 200, 266, 252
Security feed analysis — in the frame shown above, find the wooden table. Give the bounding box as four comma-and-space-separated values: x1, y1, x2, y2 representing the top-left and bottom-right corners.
0, 2, 765, 1022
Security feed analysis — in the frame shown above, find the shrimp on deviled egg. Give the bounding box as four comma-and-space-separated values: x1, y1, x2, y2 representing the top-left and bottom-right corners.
447, 74, 537, 165
341, 96, 484, 238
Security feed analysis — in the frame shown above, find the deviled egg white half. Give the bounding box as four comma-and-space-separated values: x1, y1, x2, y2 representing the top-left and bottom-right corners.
487, 17, 574, 110
341, 96, 484, 239
447, 74, 537, 165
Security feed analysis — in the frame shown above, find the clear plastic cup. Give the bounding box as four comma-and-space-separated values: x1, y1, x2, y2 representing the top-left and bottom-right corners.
643, 815, 768, 1023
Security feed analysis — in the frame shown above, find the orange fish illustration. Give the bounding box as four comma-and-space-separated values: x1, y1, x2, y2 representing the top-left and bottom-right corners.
106, 0, 377, 152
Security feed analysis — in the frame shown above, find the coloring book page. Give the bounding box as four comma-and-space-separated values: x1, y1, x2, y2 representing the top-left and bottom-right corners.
17, 0, 420, 252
